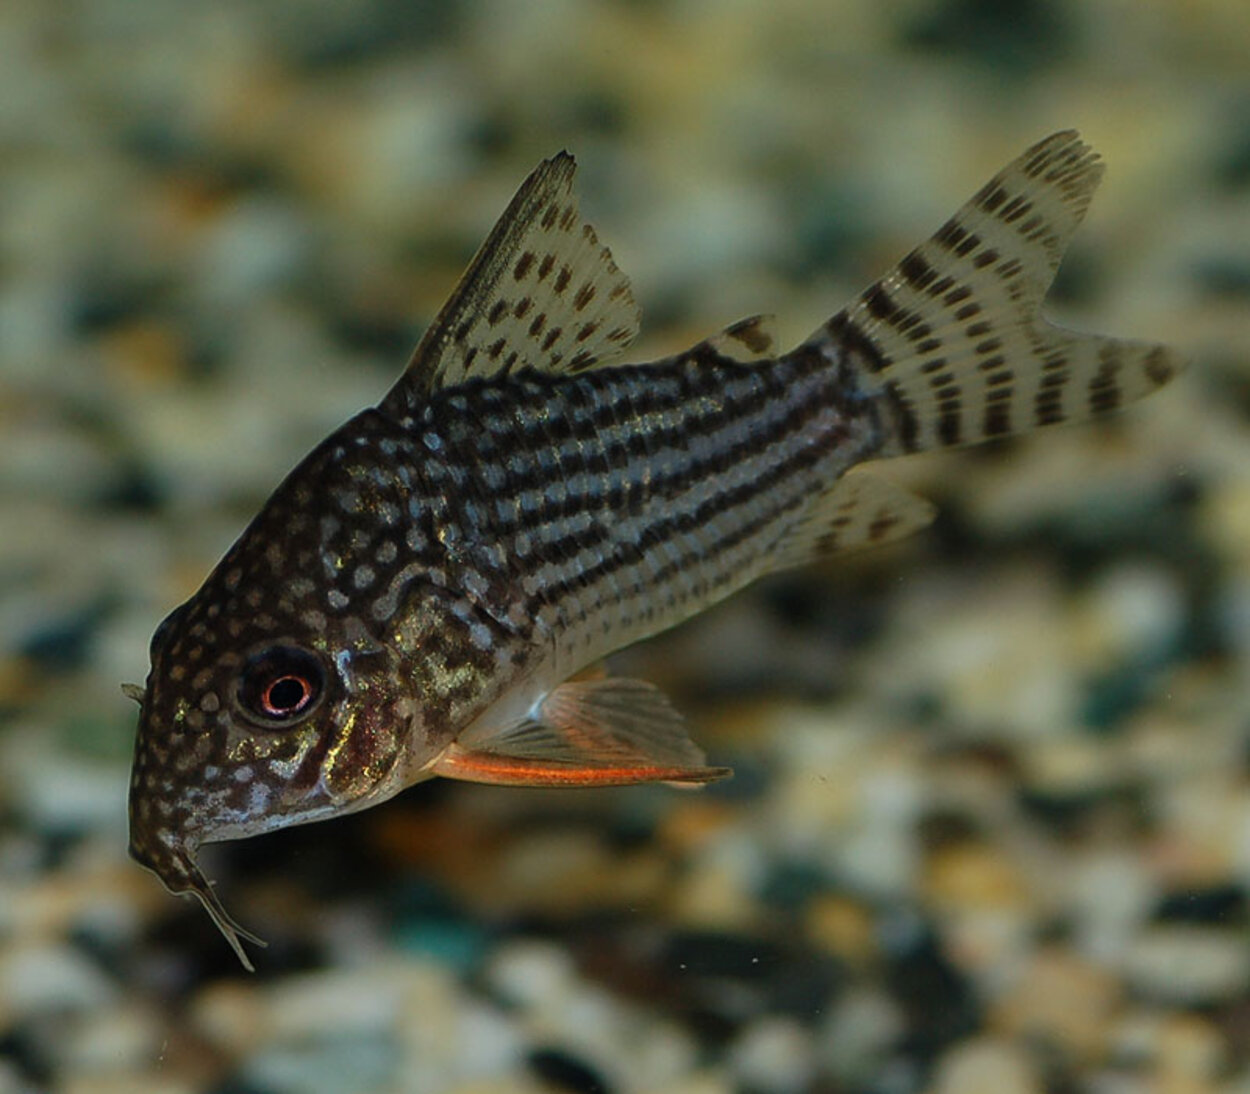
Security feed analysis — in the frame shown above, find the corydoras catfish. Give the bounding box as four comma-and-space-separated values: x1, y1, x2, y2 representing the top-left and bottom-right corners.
127, 132, 1182, 966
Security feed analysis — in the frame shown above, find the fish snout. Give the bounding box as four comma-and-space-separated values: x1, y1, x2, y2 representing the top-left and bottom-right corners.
127, 811, 199, 897
128, 823, 266, 970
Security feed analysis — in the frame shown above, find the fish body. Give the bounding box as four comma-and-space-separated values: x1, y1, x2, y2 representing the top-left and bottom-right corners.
128, 132, 1182, 965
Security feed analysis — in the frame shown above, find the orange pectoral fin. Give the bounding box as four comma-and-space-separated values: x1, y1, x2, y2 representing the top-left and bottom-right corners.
434, 676, 732, 789
433, 744, 731, 788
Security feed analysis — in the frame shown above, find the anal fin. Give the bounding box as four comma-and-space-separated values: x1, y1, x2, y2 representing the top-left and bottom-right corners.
432, 677, 731, 788
770, 471, 936, 572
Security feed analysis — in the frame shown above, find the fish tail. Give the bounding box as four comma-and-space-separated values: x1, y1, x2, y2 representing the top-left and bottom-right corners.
803, 130, 1182, 456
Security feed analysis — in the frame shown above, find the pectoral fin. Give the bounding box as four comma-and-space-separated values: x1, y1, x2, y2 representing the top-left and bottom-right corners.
432, 677, 731, 788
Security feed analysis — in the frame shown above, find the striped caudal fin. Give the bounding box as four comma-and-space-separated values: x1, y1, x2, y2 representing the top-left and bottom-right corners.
805, 131, 1182, 455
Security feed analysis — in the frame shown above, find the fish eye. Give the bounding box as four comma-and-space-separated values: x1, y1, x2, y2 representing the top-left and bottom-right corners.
237, 646, 325, 725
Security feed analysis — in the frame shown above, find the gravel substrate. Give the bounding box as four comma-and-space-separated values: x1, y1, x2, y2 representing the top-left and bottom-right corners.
3, 2, 1248, 1092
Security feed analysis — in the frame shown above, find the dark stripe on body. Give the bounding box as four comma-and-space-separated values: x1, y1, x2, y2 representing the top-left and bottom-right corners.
412, 348, 883, 660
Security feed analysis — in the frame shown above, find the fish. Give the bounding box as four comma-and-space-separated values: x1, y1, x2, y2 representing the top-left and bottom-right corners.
126, 131, 1182, 967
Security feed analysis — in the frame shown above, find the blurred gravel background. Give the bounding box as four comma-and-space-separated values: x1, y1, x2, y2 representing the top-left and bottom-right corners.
2, 1, 1248, 1092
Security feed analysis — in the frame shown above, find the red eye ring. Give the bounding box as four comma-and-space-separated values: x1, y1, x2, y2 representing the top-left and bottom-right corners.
260, 674, 313, 717
238, 646, 325, 726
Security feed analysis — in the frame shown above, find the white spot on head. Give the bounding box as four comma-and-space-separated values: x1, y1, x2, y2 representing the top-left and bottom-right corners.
268, 756, 299, 779
248, 781, 272, 813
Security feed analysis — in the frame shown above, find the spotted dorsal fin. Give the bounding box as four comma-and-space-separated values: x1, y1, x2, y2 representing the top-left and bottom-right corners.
380, 153, 641, 414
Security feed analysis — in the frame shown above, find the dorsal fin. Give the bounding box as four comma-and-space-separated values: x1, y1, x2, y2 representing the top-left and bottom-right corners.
380, 153, 641, 414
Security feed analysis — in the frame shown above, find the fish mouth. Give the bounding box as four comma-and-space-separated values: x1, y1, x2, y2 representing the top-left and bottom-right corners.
130, 835, 266, 972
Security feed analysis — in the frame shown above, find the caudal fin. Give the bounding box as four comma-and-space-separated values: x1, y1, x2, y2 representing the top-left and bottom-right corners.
803, 131, 1182, 456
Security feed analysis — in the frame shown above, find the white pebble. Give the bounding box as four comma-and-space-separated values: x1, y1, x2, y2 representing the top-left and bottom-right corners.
1124, 925, 1250, 1004
931, 1037, 1042, 1094
0, 941, 115, 1014
63, 1002, 165, 1075
818, 986, 905, 1083
727, 1016, 816, 1094
1065, 849, 1156, 961
483, 939, 579, 1009
266, 962, 448, 1039
1078, 562, 1184, 664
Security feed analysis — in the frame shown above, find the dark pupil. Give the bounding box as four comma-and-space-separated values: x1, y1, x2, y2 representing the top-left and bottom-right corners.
240, 645, 324, 726
265, 676, 308, 714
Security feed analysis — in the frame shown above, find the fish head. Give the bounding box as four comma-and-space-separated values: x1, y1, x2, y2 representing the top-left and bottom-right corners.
127, 594, 417, 963
127, 433, 440, 963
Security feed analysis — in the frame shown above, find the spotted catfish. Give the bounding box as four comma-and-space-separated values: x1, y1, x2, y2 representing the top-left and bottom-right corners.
128, 131, 1182, 966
